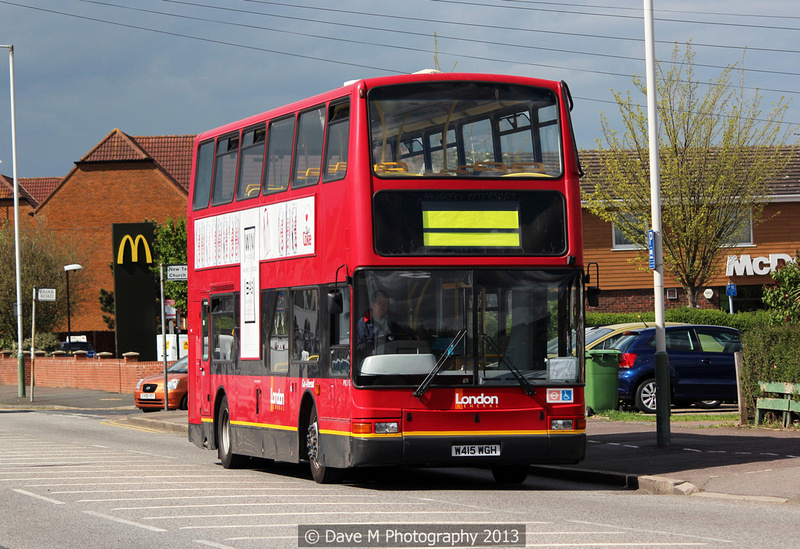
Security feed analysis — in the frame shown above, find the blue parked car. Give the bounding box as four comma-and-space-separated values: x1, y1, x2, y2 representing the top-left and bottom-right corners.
609, 325, 742, 413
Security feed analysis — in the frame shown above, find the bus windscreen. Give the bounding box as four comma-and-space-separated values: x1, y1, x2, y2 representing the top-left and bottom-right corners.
369, 81, 562, 178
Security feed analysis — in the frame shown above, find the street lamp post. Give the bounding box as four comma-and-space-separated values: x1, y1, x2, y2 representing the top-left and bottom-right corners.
64, 264, 83, 353
2, 44, 24, 397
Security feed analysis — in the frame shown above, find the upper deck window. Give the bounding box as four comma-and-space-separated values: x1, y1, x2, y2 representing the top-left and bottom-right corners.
192, 140, 214, 210
211, 133, 240, 206
292, 107, 326, 189
369, 81, 562, 178
236, 125, 266, 201
323, 101, 350, 182
264, 116, 296, 195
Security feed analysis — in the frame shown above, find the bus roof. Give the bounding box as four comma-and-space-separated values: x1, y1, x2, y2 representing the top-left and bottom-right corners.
194, 72, 564, 143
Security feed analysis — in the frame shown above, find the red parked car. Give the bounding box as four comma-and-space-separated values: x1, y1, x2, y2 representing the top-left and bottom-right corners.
134, 356, 189, 412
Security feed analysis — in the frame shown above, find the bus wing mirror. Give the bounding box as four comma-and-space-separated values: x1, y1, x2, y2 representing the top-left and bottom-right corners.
587, 286, 601, 308
328, 289, 344, 315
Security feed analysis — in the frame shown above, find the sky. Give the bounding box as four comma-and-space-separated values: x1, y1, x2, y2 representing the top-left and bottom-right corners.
0, 0, 798, 178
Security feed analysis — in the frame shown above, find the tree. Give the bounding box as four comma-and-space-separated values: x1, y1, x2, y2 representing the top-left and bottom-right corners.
762, 252, 800, 324
585, 43, 796, 307
148, 217, 188, 313
0, 226, 86, 347
99, 288, 115, 330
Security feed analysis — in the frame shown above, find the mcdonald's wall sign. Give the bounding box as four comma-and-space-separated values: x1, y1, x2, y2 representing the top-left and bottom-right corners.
112, 223, 157, 361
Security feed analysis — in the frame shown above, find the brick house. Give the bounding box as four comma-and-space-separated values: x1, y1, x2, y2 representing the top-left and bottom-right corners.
581, 146, 800, 313
32, 129, 193, 351
0, 174, 58, 230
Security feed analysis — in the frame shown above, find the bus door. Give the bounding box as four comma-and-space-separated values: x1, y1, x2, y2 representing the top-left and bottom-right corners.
326, 284, 352, 420
264, 290, 293, 459
199, 299, 212, 416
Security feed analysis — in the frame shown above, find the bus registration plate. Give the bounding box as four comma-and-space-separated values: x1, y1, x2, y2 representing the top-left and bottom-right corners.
451, 444, 500, 457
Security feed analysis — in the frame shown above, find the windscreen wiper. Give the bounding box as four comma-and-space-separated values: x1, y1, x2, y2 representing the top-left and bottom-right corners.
481, 334, 535, 396
414, 329, 467, 399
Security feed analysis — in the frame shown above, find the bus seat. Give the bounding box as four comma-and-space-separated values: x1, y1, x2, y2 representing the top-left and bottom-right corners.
455, 164, 473, 174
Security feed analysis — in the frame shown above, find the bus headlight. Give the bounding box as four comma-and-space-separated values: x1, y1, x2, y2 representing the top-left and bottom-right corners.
550, 419, 574, 430
374, 422, 399, 434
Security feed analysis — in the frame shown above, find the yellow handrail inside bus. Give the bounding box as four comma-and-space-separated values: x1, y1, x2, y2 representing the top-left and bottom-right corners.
474, 161, 506, 172
373, 161, 409, 173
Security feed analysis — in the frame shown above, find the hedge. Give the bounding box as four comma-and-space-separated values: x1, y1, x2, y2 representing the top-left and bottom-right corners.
586, 308, 799, 423
586, 307, 773, 331
740, 324, 800, 421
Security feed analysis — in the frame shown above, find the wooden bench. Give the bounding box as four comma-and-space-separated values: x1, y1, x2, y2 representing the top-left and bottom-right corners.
756, 382, 800, 427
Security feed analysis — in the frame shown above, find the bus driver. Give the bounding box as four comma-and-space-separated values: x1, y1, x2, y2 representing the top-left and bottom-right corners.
356, 289, 401, 352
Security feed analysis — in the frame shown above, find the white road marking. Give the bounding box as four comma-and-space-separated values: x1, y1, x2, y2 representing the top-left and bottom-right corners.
83, 511, 167, 532
12, 488, 64, 505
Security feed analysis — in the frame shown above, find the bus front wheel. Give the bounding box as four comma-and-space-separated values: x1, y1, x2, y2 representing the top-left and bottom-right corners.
307, 408, 343, 484
217, 395, 247, 469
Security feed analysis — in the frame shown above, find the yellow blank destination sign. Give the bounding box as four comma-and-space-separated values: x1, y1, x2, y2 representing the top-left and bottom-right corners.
422, 205, 520, 247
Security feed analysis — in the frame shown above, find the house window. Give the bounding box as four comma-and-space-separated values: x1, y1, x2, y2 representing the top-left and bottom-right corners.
612, 213, 646, 250
724, 212, 753, 246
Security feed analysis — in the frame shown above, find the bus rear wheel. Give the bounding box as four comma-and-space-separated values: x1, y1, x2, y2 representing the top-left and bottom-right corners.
217, 395, 247, 469
491, 463, 530, 484
307, 408, 343, 484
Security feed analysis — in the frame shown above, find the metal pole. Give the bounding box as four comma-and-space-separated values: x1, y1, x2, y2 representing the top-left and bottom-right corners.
66, 270, 72, 353
161, 264, 169, 411
643, 0, 670, 446
30, 286, 35, 402
3, 45, 25, 397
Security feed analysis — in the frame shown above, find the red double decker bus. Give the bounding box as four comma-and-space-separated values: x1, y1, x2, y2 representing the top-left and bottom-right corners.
187, 72, 587, 483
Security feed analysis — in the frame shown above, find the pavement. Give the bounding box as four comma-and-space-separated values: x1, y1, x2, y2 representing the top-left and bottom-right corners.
2, 385, 799, 503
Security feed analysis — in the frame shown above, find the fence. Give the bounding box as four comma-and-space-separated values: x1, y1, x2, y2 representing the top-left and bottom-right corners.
0, 352, 168, 394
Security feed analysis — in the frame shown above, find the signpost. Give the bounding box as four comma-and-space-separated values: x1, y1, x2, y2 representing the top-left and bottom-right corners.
726, 282, 737, 314
161, 264, 187, 411
166, 264, 188, 281
30, 287, 56, 402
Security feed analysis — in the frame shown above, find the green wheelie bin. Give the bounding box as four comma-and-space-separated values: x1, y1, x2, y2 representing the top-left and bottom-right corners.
584, 349, 620, 415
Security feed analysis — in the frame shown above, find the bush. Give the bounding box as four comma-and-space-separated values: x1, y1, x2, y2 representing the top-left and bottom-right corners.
586, 308, 772, 331
22, 332, 62, 354
740, 324, 800, 420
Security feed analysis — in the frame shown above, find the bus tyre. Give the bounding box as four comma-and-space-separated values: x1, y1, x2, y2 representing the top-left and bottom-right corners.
307, 408, 343, 484
491, 464, 529, 484
217, 395, 246, 469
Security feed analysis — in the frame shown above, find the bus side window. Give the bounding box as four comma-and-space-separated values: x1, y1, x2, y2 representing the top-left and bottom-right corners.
292, 288, 320, 363
323, 101, 349, 182
268, 290, 289, 373
211, 133, 240, 206
201, 299, 209, 361
210, 295, 238, 363
328, 285, 350, 376
236, 125, 266, 200
264, 116, 295, 195
292, 106, 325, 189
192, 140, 215, 210
260, 290, 276, 374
